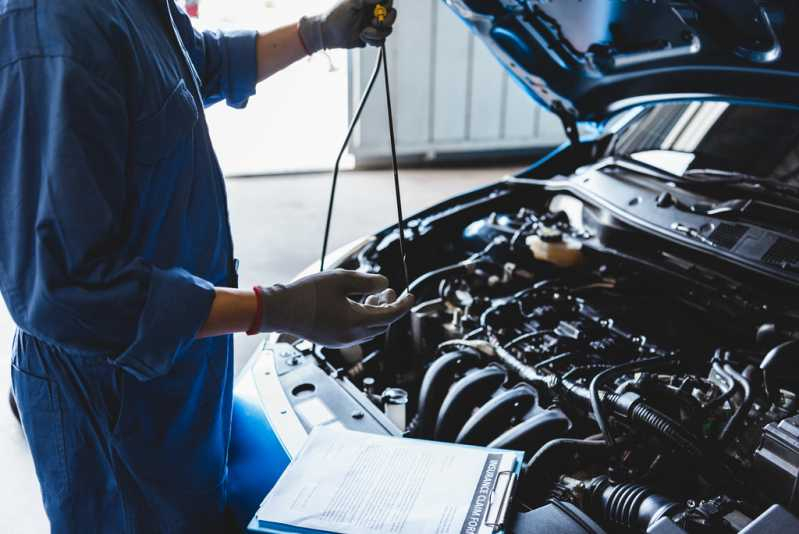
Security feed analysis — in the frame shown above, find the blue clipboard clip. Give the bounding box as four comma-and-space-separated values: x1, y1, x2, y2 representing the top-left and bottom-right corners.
485, 470, 517, 532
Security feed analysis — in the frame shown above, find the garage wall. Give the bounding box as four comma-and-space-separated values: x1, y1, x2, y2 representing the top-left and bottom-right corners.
349, 0, 565, 163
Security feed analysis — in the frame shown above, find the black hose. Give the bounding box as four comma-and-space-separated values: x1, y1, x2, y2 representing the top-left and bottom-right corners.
626, 401, 704, 458
408, 260, 487, 296
586, 476, 683, 530
561, 364, 612, 382
561, 378, 705, 459
524, 437, 610, 471
719, 362, 753, 444
589, 356, 673, 447
521, 437, 613, 498
704, 361, 737, 410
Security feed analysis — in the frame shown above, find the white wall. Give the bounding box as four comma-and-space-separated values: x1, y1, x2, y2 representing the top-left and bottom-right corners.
349, 0, 565, 162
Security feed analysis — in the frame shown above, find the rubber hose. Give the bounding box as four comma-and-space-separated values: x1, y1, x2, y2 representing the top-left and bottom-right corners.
704, 361, 737, 410
562, 381, 704, 458
718, 363, 752, 444
625, 399, 704, 457
587, 476, 682, 530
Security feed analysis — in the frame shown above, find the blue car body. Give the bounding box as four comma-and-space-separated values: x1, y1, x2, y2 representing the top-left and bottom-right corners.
230, 0, 799, 530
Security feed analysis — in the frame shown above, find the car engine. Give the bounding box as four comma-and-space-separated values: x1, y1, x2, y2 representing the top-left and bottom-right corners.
263, 181, 799, 533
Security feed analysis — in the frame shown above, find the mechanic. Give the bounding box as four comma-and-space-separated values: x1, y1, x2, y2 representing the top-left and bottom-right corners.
0, 0, 407, 533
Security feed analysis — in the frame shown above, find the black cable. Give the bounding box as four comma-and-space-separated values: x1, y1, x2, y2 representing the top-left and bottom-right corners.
320, 48, 385, 271
560, 364, 612, 382
504, 330, 551, 350
533, 351, 576, 371
380, 44, 410, 291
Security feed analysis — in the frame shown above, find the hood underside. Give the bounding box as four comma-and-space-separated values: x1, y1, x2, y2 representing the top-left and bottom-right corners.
445, 0, 799, 122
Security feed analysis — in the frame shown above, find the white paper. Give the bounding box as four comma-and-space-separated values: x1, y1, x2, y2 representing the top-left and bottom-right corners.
256, 426, 519, 534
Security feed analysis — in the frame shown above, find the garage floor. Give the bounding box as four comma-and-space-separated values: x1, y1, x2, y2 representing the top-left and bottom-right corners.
0, 166, 517, 533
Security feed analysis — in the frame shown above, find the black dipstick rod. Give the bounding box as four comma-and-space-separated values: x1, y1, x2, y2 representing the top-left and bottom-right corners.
320, 48, 383, 271
380, 43, 410, 291
319, 32, 410, 292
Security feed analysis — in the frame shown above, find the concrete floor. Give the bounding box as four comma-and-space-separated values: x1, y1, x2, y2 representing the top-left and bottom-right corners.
0, 166, 517, 533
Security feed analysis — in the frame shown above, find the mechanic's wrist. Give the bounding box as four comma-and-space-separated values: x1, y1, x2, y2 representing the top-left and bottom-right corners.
297, 15, 324, 55
255, 282, 313, 336
197, 287, 258, 339
246, 287, 264, 335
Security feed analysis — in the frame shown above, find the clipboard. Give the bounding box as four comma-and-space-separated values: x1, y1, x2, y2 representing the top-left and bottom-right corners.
485, 470, 518, 532
459, 452, 522, 534
247, 427, 524, 534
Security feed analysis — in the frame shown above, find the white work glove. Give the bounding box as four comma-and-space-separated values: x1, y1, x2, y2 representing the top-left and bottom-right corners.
298, 0, 397, 55
257, 270, 414, 348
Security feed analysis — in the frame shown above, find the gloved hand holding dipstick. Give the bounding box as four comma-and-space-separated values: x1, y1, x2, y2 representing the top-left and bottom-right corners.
254, 270, 414, 348
298, 0, 397, 54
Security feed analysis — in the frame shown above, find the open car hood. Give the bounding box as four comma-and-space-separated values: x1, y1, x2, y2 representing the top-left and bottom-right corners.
445, 0, 799, 127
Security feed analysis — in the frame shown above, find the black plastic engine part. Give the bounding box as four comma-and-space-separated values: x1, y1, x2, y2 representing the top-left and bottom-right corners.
518, 438, 614, 505
753, 414, 799, 511
434, 364, 507, 441
646, 517, 688, 534
410, 298, 452, 361
414, 348, 482, 437
512, 501, 606, 534
760, 340, 799, 403
488, 409, 572, 457
456, 384, 538, 445
739, 504, 799, 533
586, 476, 683, 531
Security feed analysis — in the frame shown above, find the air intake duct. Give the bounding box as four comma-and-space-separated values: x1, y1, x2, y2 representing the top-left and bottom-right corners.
586, 476, 683, 531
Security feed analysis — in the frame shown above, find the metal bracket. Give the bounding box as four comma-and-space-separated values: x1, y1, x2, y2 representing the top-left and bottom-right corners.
553, 101, 580, 145
485, 471, 518, 532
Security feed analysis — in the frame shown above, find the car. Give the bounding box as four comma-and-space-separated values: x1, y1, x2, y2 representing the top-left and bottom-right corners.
229, 1, 799, 532
4, 1, 792, 532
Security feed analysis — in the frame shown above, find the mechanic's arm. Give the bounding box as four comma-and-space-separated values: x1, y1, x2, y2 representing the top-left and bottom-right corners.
197, 271, 414, 348
172, 0, 396, 106
255, 0, 397, 82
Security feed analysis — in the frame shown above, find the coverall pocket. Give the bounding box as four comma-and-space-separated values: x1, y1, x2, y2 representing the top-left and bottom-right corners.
10, 365, 68, 497
131, 78, 199, 165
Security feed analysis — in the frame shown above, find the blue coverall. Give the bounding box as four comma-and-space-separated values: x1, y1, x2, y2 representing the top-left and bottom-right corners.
0, 0, 257, 531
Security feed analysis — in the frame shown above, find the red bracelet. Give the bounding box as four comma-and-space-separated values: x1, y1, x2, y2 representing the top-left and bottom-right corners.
246, 286, 264, 336
296, 21, 312, 56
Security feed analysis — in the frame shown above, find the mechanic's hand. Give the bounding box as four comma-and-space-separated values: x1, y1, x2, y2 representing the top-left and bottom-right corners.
298, 0, 397, 55
257, 270, 414, 348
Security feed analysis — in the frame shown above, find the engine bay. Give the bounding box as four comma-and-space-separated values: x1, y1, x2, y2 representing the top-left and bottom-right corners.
259, 180, 799, 533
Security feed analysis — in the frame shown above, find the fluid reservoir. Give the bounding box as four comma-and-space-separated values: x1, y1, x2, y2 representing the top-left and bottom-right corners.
381, 388, 409, 432
527, 225, 583, 268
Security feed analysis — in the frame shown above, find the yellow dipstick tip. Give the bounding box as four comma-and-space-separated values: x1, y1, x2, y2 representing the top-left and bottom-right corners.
374, 4, 388, 23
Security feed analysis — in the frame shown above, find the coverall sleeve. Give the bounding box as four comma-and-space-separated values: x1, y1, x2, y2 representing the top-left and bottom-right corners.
0, 56, 216, 381
171, 3, 258, 108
